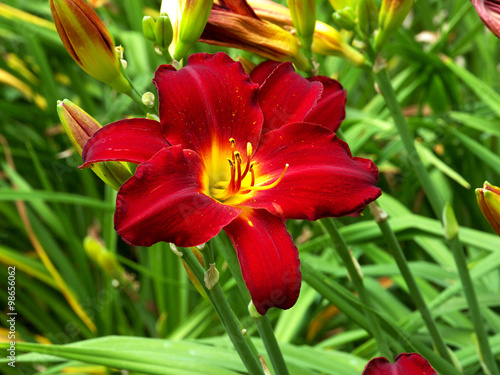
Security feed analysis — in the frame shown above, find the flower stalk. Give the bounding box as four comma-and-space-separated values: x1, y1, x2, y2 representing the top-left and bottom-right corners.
372, 66, 499, 375
444, 206, 500, 375
215, 239, 291, 375
181, 245, 265, 375
368, 203, 453, 365
319, 217, 392, 359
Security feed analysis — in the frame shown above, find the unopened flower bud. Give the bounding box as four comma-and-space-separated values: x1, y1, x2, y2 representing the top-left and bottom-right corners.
248, 301, 262, 318
287, 0, 316, 53
49, 0, 131, 93
357, 0, 378, 38
476, 182, 500, 236
328, 0, 355, 11
142, 16, 157, 42
204, 263, 219, 290
57, 99, 133, 190
443, 202, 459, 240
155, 13, 174, 54
161, 0, 213, 61
142, 92, 155, 108
84, 235, 123, 277
375, 0, 415, 51
332, 7, 356, 31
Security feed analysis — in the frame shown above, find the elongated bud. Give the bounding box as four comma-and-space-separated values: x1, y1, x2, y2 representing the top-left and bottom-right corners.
84, 235, 123, 278
476, 181, 500, 236
176, 0, 213, 60
332, 7, 356, 31
443, 202, 459, 240
287, 0, 316, 53
328, 0, 355, 11
357, 0, 378, 38
161, 0, 213, 61
57, 99, 133, 190
49, 0, 130, 93
142, 16, 157, 42
471, 0, 500, 39
312, 22, 366, 66
155, 13, 174, 52
374, 0, 415, 51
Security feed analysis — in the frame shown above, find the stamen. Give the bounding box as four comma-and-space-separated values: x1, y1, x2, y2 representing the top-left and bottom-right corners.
229, 138, 236, 148
241, 143, 253, 180
245, 164, 289, 191
234, 152, 242, 192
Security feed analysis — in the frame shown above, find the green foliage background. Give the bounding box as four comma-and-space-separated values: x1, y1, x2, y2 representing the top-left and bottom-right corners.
0, 0, 499, 374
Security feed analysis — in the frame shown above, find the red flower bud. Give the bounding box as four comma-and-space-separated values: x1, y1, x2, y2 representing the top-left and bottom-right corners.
49, 0, 130, 93
476, 181, 500, 236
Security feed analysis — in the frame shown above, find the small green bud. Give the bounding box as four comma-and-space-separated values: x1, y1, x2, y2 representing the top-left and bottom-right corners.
142, 16, 157, 42
443, 202, 459, 240
142, 92, 155, 108
332, 7, 356, 31
357, 0, 378, 38
155, 13, 174, 52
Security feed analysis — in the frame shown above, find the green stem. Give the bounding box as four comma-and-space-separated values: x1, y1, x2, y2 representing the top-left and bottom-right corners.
301, 261, 460, 375
373, 68, 445, 218
320, 218, 392, 359
181, 247, 265, 375
373, 66, 498, 373
214, 237, 290, 375
369, 203, 453, 363
448, 236, 500, 375
255, 315, 290, 375
125, 86, 150, 115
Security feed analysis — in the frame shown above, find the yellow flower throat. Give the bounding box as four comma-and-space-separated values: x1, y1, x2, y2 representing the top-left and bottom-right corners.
209, 138, 288, 203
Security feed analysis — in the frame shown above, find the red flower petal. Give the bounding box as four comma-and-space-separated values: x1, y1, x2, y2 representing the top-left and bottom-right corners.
250, 60, 280, 86
81, 118, 169, 167
304, 76, 346, 132
362, 353, 437, 375
243, 122, 381, 220
153, 52, 263, 156
472, 0, 500, 39
115, 146, 241, 247
224, 208, 301, 315
258, 62, 322, 133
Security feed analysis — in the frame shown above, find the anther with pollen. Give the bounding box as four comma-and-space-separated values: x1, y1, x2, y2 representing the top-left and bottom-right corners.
211, 138, 288, 201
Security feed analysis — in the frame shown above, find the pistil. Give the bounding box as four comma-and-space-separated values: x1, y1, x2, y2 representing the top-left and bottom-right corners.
211, 139, 288, 202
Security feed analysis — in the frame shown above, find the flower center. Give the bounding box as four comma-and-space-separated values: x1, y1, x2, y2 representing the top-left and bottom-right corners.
210, 138, 288, 203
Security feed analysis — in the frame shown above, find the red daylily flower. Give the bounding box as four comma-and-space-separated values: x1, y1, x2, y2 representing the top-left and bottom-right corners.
362, 353, 437, 375
81, 52, 381, 314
